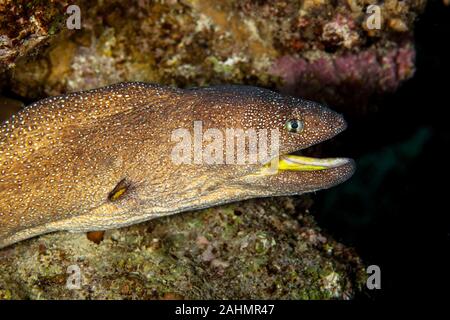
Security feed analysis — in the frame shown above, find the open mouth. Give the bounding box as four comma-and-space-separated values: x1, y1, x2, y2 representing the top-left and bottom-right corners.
253, 154, 353, 176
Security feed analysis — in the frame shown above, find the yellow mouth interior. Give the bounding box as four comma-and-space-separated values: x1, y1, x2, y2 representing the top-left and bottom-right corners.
255, 155, 349, 175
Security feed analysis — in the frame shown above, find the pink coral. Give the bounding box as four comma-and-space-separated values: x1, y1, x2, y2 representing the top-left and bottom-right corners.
269, 41, 416, 111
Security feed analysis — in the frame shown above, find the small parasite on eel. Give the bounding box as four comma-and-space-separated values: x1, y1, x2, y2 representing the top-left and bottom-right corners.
0, 82, 355, 248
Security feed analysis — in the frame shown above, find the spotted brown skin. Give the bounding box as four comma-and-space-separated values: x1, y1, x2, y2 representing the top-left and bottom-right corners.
0, 82, 355, 248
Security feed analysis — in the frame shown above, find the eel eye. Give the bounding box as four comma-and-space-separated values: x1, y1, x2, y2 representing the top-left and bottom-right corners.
285, 119, 304, 133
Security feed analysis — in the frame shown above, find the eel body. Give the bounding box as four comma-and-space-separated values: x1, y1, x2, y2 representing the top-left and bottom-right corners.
0, 82, 355, 248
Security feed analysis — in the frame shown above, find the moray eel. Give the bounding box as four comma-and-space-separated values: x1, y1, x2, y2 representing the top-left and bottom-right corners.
0, 82, 355, 248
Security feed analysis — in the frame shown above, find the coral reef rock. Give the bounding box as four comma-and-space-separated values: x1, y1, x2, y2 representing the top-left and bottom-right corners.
0, 197, 365, 300
2, 0, 426, 111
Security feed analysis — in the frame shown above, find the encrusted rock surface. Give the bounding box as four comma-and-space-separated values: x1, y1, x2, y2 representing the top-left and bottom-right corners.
2, 0, 425, 110
0, 0, 69, 71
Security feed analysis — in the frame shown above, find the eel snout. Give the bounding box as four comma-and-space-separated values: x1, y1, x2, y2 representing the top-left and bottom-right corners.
242, 102, 355, 195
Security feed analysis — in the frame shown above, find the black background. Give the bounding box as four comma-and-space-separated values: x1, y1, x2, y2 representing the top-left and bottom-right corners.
315, 0, 450, 301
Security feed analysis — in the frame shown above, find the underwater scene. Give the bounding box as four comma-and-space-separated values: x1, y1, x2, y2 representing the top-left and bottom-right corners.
0, 0, 448, 305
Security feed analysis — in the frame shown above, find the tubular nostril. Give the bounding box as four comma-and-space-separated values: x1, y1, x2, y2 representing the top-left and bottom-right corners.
304, 103, 348, 142
335, 112, 347, 134
319, 106, 347, 136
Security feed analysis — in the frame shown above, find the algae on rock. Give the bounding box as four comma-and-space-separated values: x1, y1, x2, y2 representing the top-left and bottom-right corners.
0, 197, 365, 299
